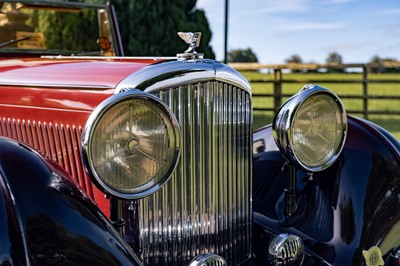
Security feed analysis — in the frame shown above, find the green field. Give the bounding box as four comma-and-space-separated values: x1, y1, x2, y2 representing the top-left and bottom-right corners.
241, 72, 400, 140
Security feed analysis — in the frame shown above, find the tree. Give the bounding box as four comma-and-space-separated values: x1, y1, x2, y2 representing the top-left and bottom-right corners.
304, 60, 319, 73
285, 54, 302, 64
30, 6, 99, 52
227, 48, 258, 63
326, 51, 344, 73
369, 56, 400, 73
369, 55, 383, 73
285, 54, 303, 73
326, 51, 343, 64
110, 0, 215, 58
370, 55, 382, 64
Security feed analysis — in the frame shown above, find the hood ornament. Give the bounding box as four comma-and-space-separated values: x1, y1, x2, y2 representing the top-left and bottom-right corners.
177, 32, 203, 60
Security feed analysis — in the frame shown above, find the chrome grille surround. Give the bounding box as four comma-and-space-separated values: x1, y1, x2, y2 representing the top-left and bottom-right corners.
116, 60, 253, 265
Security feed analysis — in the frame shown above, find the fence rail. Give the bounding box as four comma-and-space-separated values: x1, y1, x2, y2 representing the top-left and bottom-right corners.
229, 62, 400, 119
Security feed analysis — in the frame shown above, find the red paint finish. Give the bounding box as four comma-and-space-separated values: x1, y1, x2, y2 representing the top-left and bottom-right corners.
0, 56, 165, 217
0, 57, 159, 89
0, 57, 164, 117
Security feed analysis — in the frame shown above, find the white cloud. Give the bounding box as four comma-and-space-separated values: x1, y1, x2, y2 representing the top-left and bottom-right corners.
244, 0, 311, 14
247, 0, 357, 13
383, 24, 400, 36
324, 42, 368, 51
379, 9, 400, 15
279, 22, 346, 31
323, 0, 356, 4
196, 0, 216, 9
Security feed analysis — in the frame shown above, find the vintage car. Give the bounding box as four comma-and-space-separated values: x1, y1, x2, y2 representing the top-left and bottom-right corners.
1, 1, 400, 265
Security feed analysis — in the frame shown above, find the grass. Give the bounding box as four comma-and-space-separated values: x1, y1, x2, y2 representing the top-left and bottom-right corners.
243, 72, 400, 140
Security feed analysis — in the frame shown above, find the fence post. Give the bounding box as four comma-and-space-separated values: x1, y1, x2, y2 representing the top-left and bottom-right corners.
273, 68, 282, 114
362, 65, 368, 119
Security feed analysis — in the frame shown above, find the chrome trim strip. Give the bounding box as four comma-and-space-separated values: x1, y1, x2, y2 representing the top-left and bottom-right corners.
108, 3, 124, 56
114, 59, 251, 94
5, 0, 108, 9
0, 83, 114, 90
41, 56, 176, 60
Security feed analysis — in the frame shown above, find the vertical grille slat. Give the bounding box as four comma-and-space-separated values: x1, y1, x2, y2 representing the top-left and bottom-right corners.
0, 118, 94, 199
31, 121, 40, 151
36, 122, 45, 155
139, 81, 252, 265
25, 120, 33, 147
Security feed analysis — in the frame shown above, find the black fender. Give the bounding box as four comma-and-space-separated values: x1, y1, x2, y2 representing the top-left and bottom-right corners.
252, 116, 400, 265
0, 137, 141, 265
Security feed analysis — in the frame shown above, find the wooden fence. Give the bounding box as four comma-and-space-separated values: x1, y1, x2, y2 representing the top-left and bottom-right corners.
229, 62, 400, 119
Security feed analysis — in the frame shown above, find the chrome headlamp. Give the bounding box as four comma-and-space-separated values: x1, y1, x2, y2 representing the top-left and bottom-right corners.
273, 85, 347, 172
82, 90, 180, 199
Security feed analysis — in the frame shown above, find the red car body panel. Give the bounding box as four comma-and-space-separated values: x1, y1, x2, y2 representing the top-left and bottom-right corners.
0, 56, 165, 216
0, 57, 161, 89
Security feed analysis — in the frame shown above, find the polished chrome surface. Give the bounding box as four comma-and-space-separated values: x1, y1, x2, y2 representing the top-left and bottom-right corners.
81, 90, 181, 199
134, 79, 252, 265
4, 0, 108, 9
178, 32, 202, 53
177, 32, 203, 60
41, 55, 176, 60
0, 118, 95, 199
273, 84, 347, 172
189, 253, 227, 266
269, 234, 305, 265
395, 249, 400, 263
118, 60, 253, 265
114, 59, 251, 95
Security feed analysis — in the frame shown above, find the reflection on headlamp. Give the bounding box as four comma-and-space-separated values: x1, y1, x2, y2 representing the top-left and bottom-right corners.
273, 85, 347, 172
82, 90, 180, 199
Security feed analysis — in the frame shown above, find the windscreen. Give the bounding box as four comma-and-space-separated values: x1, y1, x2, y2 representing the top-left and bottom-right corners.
0, 1, 115, 56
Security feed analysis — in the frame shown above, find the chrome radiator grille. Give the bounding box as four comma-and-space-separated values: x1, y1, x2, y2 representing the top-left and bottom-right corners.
137, 81, 252, 265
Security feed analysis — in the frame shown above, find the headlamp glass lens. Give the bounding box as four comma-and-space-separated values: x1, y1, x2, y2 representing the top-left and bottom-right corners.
90, 97, 178, 195
291, 94, 344, 168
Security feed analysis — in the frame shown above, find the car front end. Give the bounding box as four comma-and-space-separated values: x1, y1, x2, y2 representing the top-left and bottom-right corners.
0, 4, 253, 261
1, 1, 400, 265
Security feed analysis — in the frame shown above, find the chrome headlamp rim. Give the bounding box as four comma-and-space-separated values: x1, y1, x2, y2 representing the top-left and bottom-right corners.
273, 84, 347, 172
81, 90, 180, 199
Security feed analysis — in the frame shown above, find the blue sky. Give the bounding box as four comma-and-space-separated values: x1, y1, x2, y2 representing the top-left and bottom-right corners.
196, 0, 400, 64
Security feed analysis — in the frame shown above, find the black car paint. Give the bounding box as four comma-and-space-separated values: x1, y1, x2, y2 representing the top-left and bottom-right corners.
0, 137, 140, 265
1, 114, 399, 265
252, 116, 400, 265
